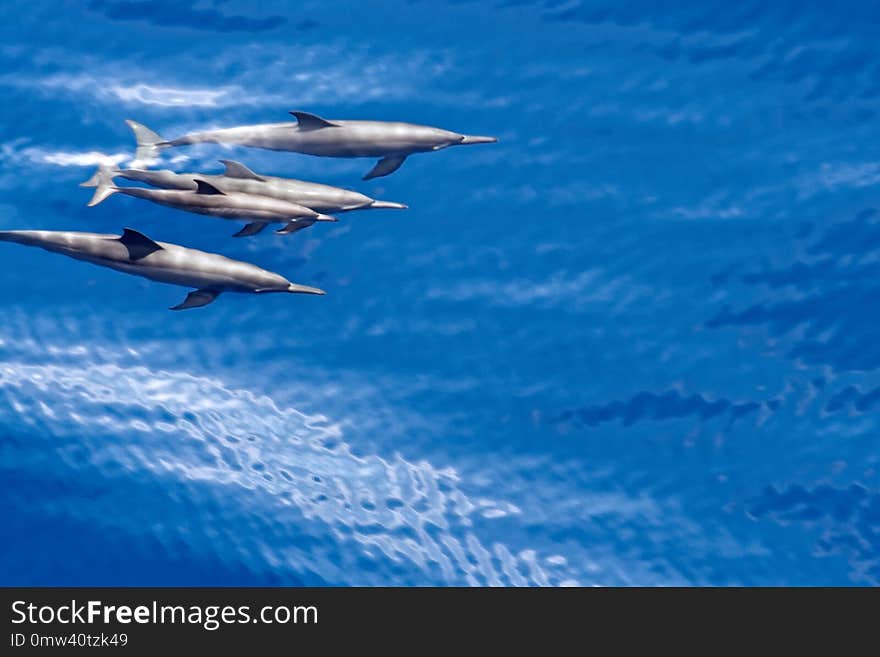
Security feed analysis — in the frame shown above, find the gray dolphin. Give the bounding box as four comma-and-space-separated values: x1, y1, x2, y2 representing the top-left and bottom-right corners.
127, 111, 498, 180
86, 169, 338, 237
81, 160, 408, 213
0, 228, 325, 310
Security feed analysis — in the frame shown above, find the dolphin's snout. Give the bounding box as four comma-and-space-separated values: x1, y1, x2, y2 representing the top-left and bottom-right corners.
459, 135, 499, 145
369, 200, 409, 210
288, 283, 326, 295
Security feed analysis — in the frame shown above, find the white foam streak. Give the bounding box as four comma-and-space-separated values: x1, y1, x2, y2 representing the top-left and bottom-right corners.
109, 83, 233, 107
0, 140, 129, 168
0, 356, 574, 586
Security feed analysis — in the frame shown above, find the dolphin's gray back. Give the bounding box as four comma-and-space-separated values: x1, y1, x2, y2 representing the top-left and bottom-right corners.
169, 120, 463, 157
215, 175, 374, 211
119, 168, 196, 190
119, 166, 373, 211
286, 120, 463, 157
0, 230, 292, 292
109, 244, 290, 292
168, 123, 294, 149
0, 230, 122, 258
118, 186, 320, 221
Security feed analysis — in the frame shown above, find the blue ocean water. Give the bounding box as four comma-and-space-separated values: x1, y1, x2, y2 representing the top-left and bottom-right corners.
1, 0, 879, 586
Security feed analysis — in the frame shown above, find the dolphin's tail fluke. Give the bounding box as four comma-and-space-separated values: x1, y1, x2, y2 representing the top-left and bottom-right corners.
86, 167, 120, 207
459, 135, 499, 145
368, 200, 409, 210
80, 164, 120, 188
287, 283, 326, 295
126, 119, 168, 163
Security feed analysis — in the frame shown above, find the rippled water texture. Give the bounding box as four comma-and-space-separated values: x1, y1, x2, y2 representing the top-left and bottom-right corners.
1, 0, 879, 585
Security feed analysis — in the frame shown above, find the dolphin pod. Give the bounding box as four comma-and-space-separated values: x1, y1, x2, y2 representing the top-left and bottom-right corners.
85, 168, 338, 237
0, 229, 324, 310
1, 108, 496, 309
81, 160, 409, 214
128, 111, 497, 180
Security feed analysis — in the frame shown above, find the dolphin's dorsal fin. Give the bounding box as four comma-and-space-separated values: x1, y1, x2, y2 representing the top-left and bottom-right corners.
290, 111, 340, 130
219, 160, 266, 181
194, 179, 225, 195
119, 228, 163, 261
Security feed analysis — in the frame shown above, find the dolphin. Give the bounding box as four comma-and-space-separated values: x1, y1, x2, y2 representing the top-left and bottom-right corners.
81, 160, 408, 213
86, 169, 338, 237
127, 111, 498, 180
0, 228, 325, 310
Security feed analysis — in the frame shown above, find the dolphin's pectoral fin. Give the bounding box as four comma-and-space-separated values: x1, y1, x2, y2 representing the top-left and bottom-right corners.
119, 228, 163, 261
219, 160, 266, 181
275, 220, 313, 235
232, 222, 269, 238
193, 179, 225, 195
290, 111, 340, 130
363, 155, 407, 180
170, 289, 220, 311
